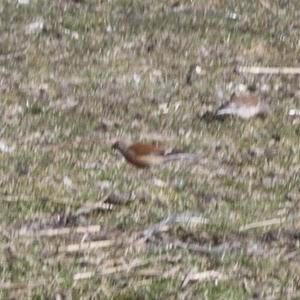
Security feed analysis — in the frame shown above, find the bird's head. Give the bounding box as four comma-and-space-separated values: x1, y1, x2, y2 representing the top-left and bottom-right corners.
111, 140, 128, 153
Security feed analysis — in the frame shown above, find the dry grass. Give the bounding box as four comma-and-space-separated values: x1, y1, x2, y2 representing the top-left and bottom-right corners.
1, 0, 300, 299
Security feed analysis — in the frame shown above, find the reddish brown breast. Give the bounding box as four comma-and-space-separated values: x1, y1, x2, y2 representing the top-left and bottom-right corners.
128, 143, 165, 156
123, 152, 151, 168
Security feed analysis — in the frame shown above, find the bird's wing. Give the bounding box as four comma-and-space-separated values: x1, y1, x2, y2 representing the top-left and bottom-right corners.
129, 143, 166, 156
217, 94, 258, 112
231, 94, 259, 107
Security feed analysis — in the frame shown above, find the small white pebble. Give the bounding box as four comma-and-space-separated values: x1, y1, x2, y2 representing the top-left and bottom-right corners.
226, 12, 238, 20
25, 18, 45, 34
133, 73, 141, 86
152, 178, 167, 188
152, 69, 162, 77
195, 65, 202, 74
96, 180, 112, 190
158, 103, 169, 114
106, 25, 113, 33
215, 86, 225, 100
63, 176, 73, 189
0, 140, 15, 153
18, 0, 30, 4
260, 84, 270, 92
289, 109, 300, 116
235, 84, 248, 93
64, 28, 79, 40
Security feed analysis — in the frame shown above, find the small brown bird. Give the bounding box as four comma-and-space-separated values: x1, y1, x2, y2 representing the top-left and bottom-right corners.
216, 92, 269, 119
112, 141, 199, 168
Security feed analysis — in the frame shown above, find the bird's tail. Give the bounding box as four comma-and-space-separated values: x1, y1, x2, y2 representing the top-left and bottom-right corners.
164, 152, 200, 163
216, 107, 236, 116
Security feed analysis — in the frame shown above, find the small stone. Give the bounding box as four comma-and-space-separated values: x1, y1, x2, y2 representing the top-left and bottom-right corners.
18, 0, 30, 4
289, 109, 300, 116
0, 140, 15, 153
106, 25, 113, 33
260, 84, 270, 92
64, 28, 79, 40
63, 176, 73, 189
195, 65, 202, 74
133, 73, 141, 86
25, 18, 45, 35
226, 11, 238, 20
152, 178, 167, 187
235, 84, 248, 93
158, 103, 169, 114
96, 180, 112, 190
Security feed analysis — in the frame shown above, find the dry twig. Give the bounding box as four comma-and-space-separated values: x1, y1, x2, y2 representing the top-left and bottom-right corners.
236, 66, 300, 75
18, 225, 102, 238
0, 281, 43, 290
59, 239, 116, 253
239, 218, 283, 232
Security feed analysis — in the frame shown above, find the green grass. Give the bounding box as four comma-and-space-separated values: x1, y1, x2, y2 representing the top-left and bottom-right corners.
1, 0, 300, 298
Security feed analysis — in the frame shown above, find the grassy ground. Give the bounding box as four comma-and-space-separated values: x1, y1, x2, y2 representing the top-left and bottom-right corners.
1, 0, 300, 299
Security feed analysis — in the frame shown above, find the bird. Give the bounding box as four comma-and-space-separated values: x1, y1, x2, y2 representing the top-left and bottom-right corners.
216, 92, 269, 119
112, 141, 199, 168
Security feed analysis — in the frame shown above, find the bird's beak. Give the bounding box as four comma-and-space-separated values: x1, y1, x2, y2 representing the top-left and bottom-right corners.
111, 142, 119, 150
